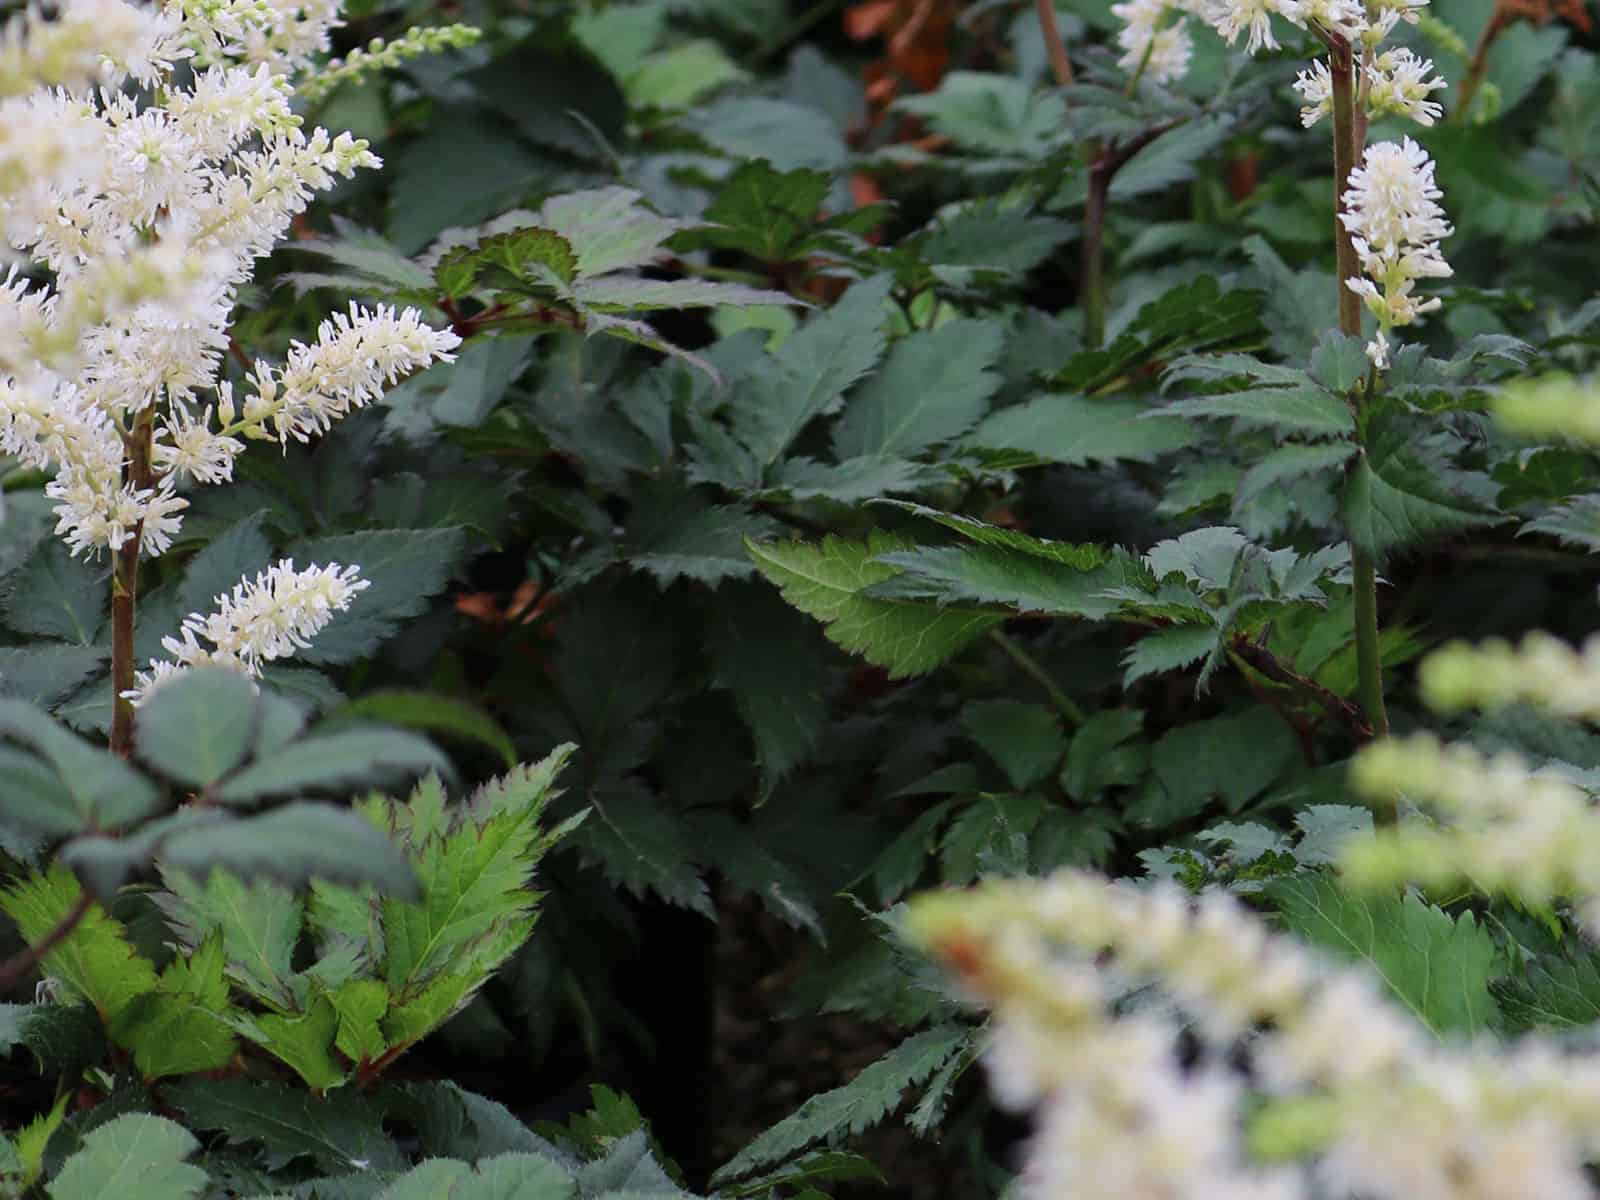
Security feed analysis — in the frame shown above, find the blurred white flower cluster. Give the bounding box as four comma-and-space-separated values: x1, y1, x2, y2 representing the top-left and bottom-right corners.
0, 0, 460, 562
909, 872, 1600, 1200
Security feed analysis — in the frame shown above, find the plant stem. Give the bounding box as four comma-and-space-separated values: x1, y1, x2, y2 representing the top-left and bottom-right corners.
1329, 40, 1364, 339
1081, 163, 1110, 350
1351, 546, 1388, 735
990, 630, 1085, 726
109, 413, 155, 758
1036, 0, 1075, 87
1078, 119, 1185, 353
1452, 4, 1506, 124
0, 892, 93, 994
1329, 41, 1389, 739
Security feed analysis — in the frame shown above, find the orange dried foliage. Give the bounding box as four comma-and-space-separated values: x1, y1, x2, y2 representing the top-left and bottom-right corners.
455, 577, 555, 629
845, 0, 961, 124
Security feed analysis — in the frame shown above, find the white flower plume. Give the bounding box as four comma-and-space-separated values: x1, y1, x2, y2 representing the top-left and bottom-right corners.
1340, 136, 1452, 367
130, 558, 369, 702
0, 0, 460, 559
1110, 0, 1196, 85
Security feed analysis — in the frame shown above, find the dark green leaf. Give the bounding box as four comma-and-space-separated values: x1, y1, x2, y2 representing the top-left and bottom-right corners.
135, 667, 259, 787
959, 699, 1065, 789
165, 1077, 405, 1173
831, 319, 1004, 459
969, 396, 1192, 466
159, 803, 419, 899
323, 691, 517, 769
216, 728, 447, 805
2, 542, 105, 645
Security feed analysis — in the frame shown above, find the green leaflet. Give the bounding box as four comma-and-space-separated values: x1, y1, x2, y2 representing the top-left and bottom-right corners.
712, 1023, 973, 1183
1270, 874, 1499, 1035
747, 533, 1002, 678
0, 868, 157, 1022
45, 1115, 206, 1200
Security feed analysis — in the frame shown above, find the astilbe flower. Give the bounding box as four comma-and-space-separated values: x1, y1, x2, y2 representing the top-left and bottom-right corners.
908, 873, 1600, 1200
1340, 135, 1452, 368
0, 0, 461, 675
1110, 0, 1196, 85
130, 559, 369, 702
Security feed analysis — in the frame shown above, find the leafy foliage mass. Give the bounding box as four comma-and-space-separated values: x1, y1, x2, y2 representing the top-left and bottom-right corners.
5, 0, 1600, 1191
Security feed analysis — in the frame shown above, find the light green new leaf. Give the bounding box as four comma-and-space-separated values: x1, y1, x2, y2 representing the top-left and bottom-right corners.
329, 978, 389, 1065
748, 534, 1001, 678
713, 1023, 971, 1182
830, 319, 1004, 459
379, 808, 538, 996
156, 868, 301, 1009
240, 993, 345, 1089
110, 939, 237, 1081
468, 744, 575, 822
0, 867, 157, 1022
380, 917, 533, 1050
135, 667, 259, 787
112, 991, 237, 1081
969, 395, 1192, 467
46, 1115, 205, 1200
627, 38, 747, 109
15, 1092, 68, 1189
1271, 874, 1498, 1035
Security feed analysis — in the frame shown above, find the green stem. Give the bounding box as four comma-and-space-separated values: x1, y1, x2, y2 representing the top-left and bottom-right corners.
990, 630, 1085, 726
1330, 41, 1389, 739
1351, 546, 1388, 737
